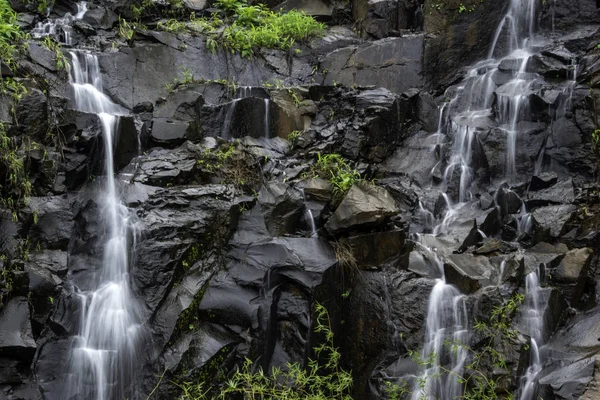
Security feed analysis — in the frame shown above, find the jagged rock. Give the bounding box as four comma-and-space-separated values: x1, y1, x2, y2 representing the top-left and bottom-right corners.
407, 243, 443, 278
526, 179, 575, 206
82, 6, 117, 30
27, 197, 74, 250
459, 219, 484, 252
530, 172, 558, 191
258, 182, 304, 236
324, 183, 398, 234
444, 254, 494, 294
381, 131, 440, 186
129, 141, 200, 186
182, 0, 208, 11
548, 247, 593, 307
539, 357, 596, 399
480, 207, 502, 236
496, 187, 522, 216
298, 178, 332, 202
352, 0, 402, 39
270, 88, 316, 139
532, 204, 576, 241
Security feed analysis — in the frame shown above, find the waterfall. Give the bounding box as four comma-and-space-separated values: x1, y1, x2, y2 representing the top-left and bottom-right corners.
517, 266, 545, 400
411, 244, 468, 400
64, 51, 145, 400
300, 188, 318, 237
32, 1, 87, 45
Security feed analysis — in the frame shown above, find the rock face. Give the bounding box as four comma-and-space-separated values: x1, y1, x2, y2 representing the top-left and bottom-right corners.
3, 0, 600, 398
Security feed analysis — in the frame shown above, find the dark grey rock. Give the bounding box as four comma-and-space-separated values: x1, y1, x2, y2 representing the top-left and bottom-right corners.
444, 254, 494, 294
324, 183, 398, 234
0, 297, 36, 359
530, 172, 558, 191
258, 182, 304, 237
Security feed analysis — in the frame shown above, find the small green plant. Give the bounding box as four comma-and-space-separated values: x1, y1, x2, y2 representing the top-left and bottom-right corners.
176, 303, 353, 400
308, 153, 362, 198
41, 36, 67, 71
458, 3, 467, 13
287, 130, 301, 146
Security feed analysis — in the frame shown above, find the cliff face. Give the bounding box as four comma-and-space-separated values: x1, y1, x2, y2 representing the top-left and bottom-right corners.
1, 0, 600, 399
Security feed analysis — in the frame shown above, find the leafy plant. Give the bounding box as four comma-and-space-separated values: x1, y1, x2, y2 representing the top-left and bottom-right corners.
176, 303, 353, 400
308, 153, 362, 198
41, 36, 67, 71
287, 130, 301, 146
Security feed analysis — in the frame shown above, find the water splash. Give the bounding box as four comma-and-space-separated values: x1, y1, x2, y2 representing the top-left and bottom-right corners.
65, 51, 145, 400
32, 1, 87, 46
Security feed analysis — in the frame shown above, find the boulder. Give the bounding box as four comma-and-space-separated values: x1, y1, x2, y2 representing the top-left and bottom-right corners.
27, 197, 74, 250
444, 254, 494, 293
532, 204, 576, 241
324, 183, 399, 234
480, 207, 502, 236
548, 247, 593, 307
16, 89, 48, 141
258, 182, 304, 237
298, 178, 332, 203
352, 0, 403, 39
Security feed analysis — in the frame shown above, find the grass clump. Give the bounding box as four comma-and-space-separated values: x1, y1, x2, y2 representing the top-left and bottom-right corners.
308, 153, 362, 198
175, 302, 353, 400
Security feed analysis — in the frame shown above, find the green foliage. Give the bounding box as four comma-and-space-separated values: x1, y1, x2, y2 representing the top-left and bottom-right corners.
0, 0, 27, 76
118, 17, 146, 41
176, 303, 353, 400
308, 153, 362, 198
287, 130, 301, 146
592, 128, 600, 157
41, 36, 67, 71
0, 122, 32, 214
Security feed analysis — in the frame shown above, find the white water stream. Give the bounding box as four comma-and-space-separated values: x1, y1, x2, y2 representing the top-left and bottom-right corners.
32, 1, 87, 45
64, 51, 144, 400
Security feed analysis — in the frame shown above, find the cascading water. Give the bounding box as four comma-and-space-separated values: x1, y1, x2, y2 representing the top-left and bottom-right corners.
411, 0, 546, 397
411, 243, 468, 400
517, 266, 545, 400
64, 51, 145, 400
32, 1, 87, 45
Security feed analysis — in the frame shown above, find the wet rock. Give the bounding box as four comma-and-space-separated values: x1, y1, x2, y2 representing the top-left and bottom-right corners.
526, 179, 575, 207
321, 36, 424, 93
258, 182, 304, 236
150, 119, 189, 147
444, 254, 494, 294
381, 131, 439, 186
324, 183, 398, 235
532, 204, 576, 241
496, 187, 522, 216
530, 172, 558, 191
129, 141, 200, 186
548, 247, 593, 307
459, 219, 484, 252
27, 197, 74, 250
539, 357, 596, 399
479, 192, 494, 210
0, 297, 36, 359
298, 178, 332, 203
270, 88, 316, 139
182, 0, 207, 11
480, 207, 502, 236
